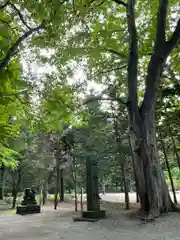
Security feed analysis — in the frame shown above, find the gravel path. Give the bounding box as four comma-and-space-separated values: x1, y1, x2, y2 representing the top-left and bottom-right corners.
0, 202, 180, 240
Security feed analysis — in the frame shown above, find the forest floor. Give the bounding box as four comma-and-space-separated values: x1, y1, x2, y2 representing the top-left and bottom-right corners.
1, 199, 180, 240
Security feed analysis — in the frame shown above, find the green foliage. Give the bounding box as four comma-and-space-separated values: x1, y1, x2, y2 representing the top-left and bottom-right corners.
0, 0, 179, 202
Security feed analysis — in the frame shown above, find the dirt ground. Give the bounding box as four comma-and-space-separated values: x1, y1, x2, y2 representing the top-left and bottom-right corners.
0, 202, 180, 240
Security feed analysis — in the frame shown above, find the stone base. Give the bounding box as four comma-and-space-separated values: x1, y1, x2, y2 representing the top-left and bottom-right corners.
73, 210, 106, 222
16, 205, 41, 215
82, 210, 106, 219
73, 217, 100, 222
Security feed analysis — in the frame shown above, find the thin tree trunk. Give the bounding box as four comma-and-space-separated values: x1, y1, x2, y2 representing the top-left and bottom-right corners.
159, 132, 177, 204
80, 187, 83, 212
60, 169, 64, 202
73, 156, 78, 212
121, 162, 130, 209
39, 180, 43, 206
135, 183, 139, 203
120, 180, 124, 192
42, 190, 46, 205
74, 181, 78, 212
0, 164, 5, 200
54, 164, 60, 210
110, 102, 129, 207
169, 126, 180, 170
12, 187, 18, 209
12, 172, 16, 209
128, 135, 139, 203
12, 170, 22, 209
43, 182, 48, 206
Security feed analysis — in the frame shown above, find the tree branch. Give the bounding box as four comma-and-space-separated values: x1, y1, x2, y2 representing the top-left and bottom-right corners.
83, 95, 127, 105
154, 0, 168, 52
0, 1, 9, 11
0, 22, 44, 72
0, 90, 27, 97
113, 0, 127, 7
140, 3, 179, 116
127, 0, 138, 108
165, 18, 180, 56
9, 2, 32, 29
96, 0, 105, 6
93, 65, 127, 79
0, 18, 16, 34
104, 48, 127, 59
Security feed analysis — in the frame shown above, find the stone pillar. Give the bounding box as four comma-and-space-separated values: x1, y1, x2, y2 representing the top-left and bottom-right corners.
73, 154, 106, 222
86, 156, 100, 211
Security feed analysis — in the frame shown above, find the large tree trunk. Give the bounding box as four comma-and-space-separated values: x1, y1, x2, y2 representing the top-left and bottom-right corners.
129, 109, 174, 218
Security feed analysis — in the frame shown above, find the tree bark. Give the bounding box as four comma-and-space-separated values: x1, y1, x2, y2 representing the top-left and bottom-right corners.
60, 169, 64, 202
128, 108, 175, 217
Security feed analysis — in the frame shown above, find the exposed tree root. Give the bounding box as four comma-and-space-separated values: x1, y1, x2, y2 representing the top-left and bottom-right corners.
137, 208, 157, 222
137, 202, 180, 223
138, 216, 156, 223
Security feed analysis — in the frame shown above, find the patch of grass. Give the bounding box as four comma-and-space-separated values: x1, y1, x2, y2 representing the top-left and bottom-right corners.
0, 209, 15, 215
0, 200, 15, 215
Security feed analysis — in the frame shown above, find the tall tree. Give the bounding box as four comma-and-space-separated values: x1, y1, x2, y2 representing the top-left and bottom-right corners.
125, 0, 180, 217
57, 0, 180, 217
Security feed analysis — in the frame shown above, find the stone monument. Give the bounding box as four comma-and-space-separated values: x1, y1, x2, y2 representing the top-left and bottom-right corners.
74, 155, 106, 222
16, 188, 41, 215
